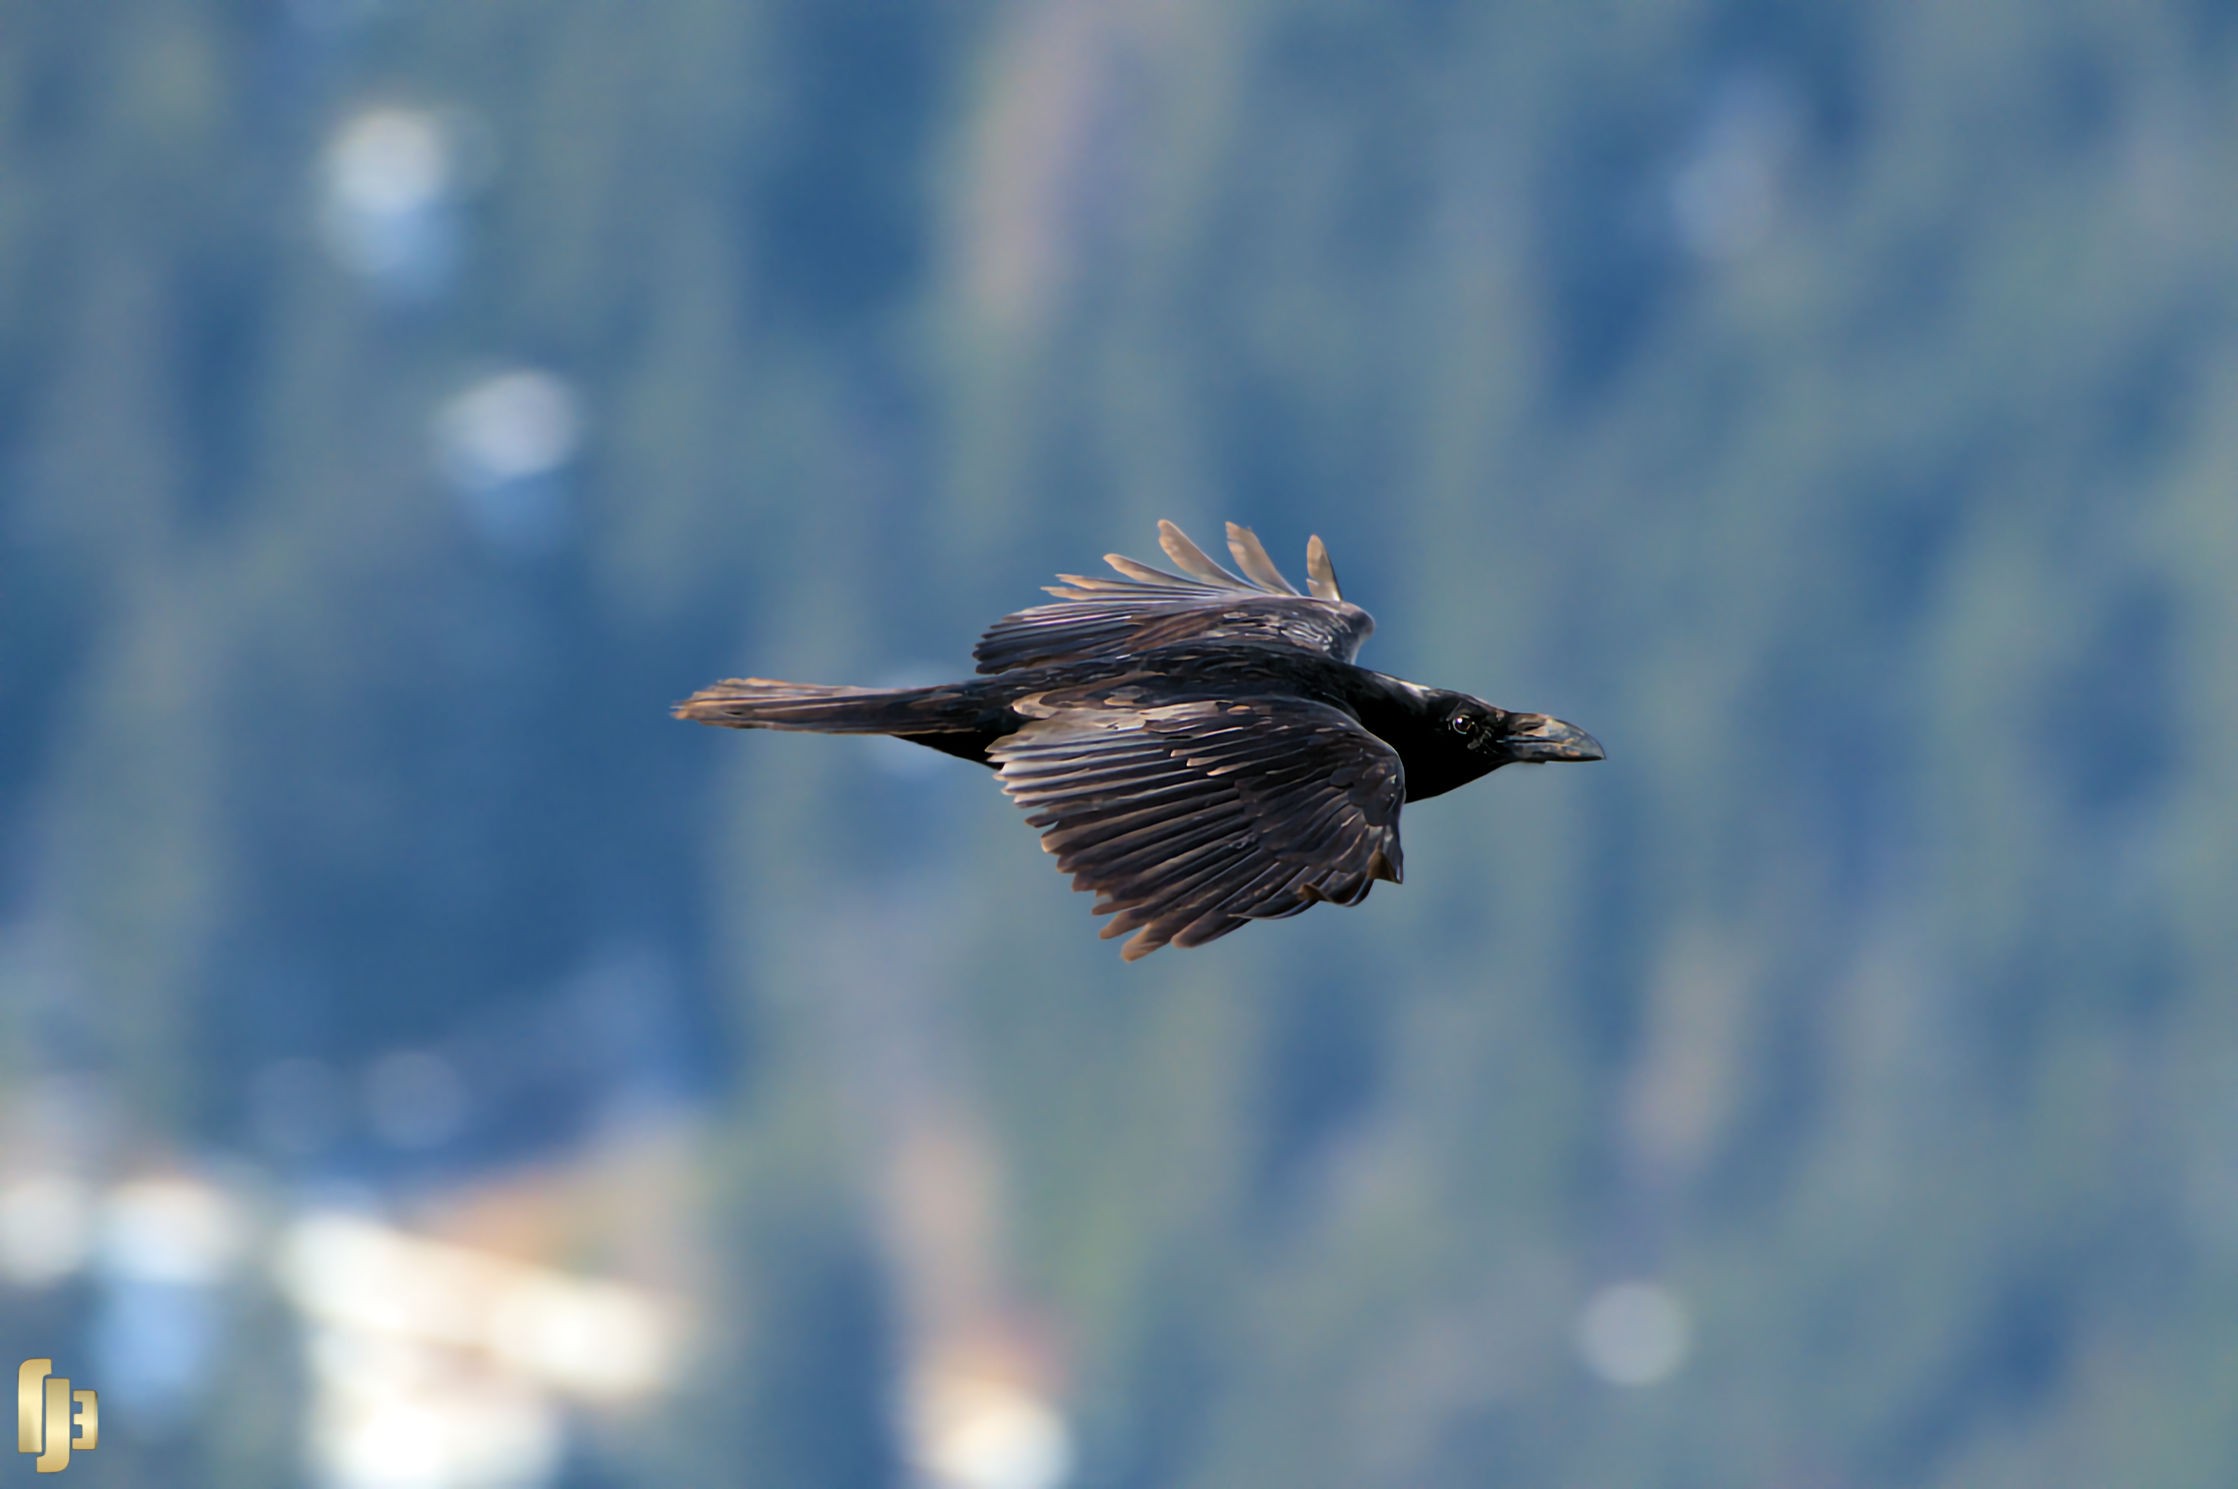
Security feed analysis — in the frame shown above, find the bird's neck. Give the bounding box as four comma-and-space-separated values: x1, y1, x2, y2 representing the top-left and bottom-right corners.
1345, 673, 1497, 802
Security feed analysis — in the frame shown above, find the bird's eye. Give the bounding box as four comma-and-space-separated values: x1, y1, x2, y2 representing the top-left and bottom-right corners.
1449, 714, 1475, 735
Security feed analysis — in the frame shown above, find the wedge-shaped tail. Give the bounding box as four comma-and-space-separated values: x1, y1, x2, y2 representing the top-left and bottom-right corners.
674, 677, 986, 737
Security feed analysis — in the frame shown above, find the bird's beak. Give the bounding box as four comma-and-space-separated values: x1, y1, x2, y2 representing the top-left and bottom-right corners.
1500, 713, 1605, 763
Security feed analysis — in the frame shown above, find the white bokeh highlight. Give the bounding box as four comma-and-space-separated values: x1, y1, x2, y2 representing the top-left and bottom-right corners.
1576, 1279, 1692, 1387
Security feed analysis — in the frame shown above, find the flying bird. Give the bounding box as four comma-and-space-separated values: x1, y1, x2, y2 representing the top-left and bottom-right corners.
677, 521, 1603, 959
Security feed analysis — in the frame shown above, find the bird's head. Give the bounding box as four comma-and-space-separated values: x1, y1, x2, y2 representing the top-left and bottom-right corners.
1410, 695, 1603, 799
1450, 702, 1605, 765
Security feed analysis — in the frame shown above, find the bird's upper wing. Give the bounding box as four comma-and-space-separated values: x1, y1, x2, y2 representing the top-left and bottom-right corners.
991, 693, 1405, 960
973, 520, 1375, 674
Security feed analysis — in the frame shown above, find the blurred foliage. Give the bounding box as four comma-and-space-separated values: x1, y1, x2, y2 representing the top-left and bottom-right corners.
5, 0, 2238, 1485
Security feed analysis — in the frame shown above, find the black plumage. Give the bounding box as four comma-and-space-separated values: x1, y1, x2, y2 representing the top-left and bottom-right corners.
677, 521, 1603, 959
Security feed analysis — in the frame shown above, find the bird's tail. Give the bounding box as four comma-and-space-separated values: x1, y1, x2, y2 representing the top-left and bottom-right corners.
673, 676, 986, 736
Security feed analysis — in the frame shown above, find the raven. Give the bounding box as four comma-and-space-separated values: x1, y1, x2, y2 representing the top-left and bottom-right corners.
678, 521, 1602, 959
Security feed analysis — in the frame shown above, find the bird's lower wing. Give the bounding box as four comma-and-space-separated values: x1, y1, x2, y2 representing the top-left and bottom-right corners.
991, 696, 1405, 960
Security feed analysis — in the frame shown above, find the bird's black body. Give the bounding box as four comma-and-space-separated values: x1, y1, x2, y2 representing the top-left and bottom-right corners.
751, 645, 1525, 801
679, 521, 1601, 959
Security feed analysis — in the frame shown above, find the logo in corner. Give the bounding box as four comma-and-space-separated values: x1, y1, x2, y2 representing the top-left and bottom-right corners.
16, 1360, 97, 1475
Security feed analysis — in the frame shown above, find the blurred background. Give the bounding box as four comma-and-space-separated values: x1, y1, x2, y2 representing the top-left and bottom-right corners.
4, 2, 2237, 1485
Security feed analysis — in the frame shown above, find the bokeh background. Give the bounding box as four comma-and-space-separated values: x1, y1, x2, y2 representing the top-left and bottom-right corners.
6, 2, 2238, 1485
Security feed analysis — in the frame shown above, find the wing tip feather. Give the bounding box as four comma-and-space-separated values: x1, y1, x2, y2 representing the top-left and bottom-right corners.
1156, 519, 1243, 584
1223, 520, 1301, 594
1305, 534, 1343, 601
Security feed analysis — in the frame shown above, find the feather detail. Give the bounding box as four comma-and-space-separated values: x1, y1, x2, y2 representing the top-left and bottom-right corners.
1225, 522, 1302, 594
1306, 534, 1343, 601
1157, 519, 1245, 584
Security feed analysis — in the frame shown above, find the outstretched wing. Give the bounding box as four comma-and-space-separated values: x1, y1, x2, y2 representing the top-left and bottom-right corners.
991, 695, 1405, 960
973, 520, 1374, 674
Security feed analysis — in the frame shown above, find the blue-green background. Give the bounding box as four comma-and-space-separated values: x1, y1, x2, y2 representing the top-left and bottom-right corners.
5, 2, 2238, 1485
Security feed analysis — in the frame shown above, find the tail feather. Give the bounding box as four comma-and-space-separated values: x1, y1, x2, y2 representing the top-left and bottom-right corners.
674, 676, 983, 736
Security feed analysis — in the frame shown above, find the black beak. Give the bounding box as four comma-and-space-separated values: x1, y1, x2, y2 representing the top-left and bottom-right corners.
1500, 713, 1605, 763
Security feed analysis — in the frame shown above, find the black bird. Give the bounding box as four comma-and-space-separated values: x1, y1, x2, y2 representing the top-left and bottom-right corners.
678, 521, 1603, 959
